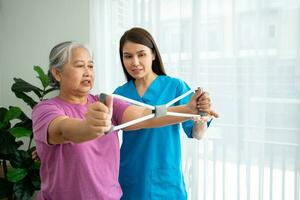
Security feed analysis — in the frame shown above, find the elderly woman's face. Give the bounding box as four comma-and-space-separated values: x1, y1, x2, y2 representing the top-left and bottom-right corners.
58, 47, 94, 96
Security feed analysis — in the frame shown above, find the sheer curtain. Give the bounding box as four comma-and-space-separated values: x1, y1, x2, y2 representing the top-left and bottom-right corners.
90, 0, 300, 199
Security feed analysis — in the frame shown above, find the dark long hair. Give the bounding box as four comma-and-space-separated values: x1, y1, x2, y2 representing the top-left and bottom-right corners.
119, 27, 167, 81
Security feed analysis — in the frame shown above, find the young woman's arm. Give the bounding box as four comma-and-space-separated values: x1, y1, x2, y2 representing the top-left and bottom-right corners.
191, 120, 208, 140
121, 104, 196, 131
121, 90, 218, 131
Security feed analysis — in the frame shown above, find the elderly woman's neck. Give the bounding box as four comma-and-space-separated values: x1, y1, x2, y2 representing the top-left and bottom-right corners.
58, 92, 88, 105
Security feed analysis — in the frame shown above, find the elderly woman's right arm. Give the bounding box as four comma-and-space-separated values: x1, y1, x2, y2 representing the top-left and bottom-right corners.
47, 101, 112, 144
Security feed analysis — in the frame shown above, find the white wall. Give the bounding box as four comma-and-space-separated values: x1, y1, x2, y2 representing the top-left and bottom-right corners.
0, 0, 89, 115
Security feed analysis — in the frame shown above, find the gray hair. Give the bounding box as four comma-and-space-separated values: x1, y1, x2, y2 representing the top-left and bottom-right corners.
48, 41, 92, 87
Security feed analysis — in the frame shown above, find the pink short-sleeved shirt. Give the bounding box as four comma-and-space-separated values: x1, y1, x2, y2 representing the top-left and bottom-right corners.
32, 94, 129, 200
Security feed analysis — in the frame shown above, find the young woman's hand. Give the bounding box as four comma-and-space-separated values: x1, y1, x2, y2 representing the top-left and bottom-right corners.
188, 88, 219, 118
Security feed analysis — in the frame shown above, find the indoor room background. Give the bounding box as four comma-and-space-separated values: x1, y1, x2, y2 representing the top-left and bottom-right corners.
0, 0, 299, 200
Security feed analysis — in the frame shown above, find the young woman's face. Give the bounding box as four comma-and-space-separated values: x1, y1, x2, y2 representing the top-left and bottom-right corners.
122, 41, 155, 80
53, 47, 94, 97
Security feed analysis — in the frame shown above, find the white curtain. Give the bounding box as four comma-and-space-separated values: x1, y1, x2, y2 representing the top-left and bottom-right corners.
90, 0, 300, 199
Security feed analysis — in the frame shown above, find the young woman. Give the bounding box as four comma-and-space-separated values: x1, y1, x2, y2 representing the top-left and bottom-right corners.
32, 41, 210, 200
114, 27, 218, 199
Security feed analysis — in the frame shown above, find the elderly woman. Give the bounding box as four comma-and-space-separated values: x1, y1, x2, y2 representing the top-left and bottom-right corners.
32, 41, 216, 200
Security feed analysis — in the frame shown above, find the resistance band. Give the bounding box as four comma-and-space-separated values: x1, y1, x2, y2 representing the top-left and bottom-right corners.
99, 88, 211, 133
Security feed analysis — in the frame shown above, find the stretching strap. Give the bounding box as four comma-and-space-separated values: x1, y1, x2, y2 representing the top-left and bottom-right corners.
99, 87, 211, 134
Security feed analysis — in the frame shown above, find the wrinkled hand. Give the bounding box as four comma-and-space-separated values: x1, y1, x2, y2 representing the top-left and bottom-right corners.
84, 95, 113, 135
188, 88, 219, 118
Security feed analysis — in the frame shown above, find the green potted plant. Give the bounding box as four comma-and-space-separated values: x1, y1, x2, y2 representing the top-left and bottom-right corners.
0, 66, 58, 200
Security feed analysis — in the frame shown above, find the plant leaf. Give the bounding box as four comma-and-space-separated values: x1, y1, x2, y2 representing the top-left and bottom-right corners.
5, 106, 22, 122
7, 168, 28, 183
16, 140, 24, 148
0, 107, 8, 122
0, 131, 20, 155
9, 150, 32, 169
11, 90, 37, 109
29, 171, 40, 189
34, 66, 49, 89
0, 177, 14, 198
12, 78, 43, 98
44, 87, 59, 96
13, 178, 35, 200
30, 162, 41, 170
17, 111, 31, 121
14, 112, 32, 131
0, 152, 11, 160
0, 107, 9, 129
14, 120, 32, 131
9, 127, 32, 138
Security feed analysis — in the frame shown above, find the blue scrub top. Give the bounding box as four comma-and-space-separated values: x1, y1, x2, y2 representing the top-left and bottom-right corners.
114, 75, 194, 200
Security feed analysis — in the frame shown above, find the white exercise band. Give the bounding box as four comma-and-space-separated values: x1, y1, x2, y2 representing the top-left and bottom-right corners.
99, 87, 211, 133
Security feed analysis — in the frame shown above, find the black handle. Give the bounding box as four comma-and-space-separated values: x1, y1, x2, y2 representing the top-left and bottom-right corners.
98, 93, 113, 134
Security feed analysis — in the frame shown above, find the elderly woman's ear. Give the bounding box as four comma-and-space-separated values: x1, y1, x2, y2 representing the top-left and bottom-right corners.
51, 66, 61, 83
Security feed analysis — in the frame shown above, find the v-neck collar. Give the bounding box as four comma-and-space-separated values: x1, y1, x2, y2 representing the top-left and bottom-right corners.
129, 75, 162, 102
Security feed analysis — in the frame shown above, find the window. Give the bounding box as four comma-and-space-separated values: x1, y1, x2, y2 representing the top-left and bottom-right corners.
90, 0, 300, 199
